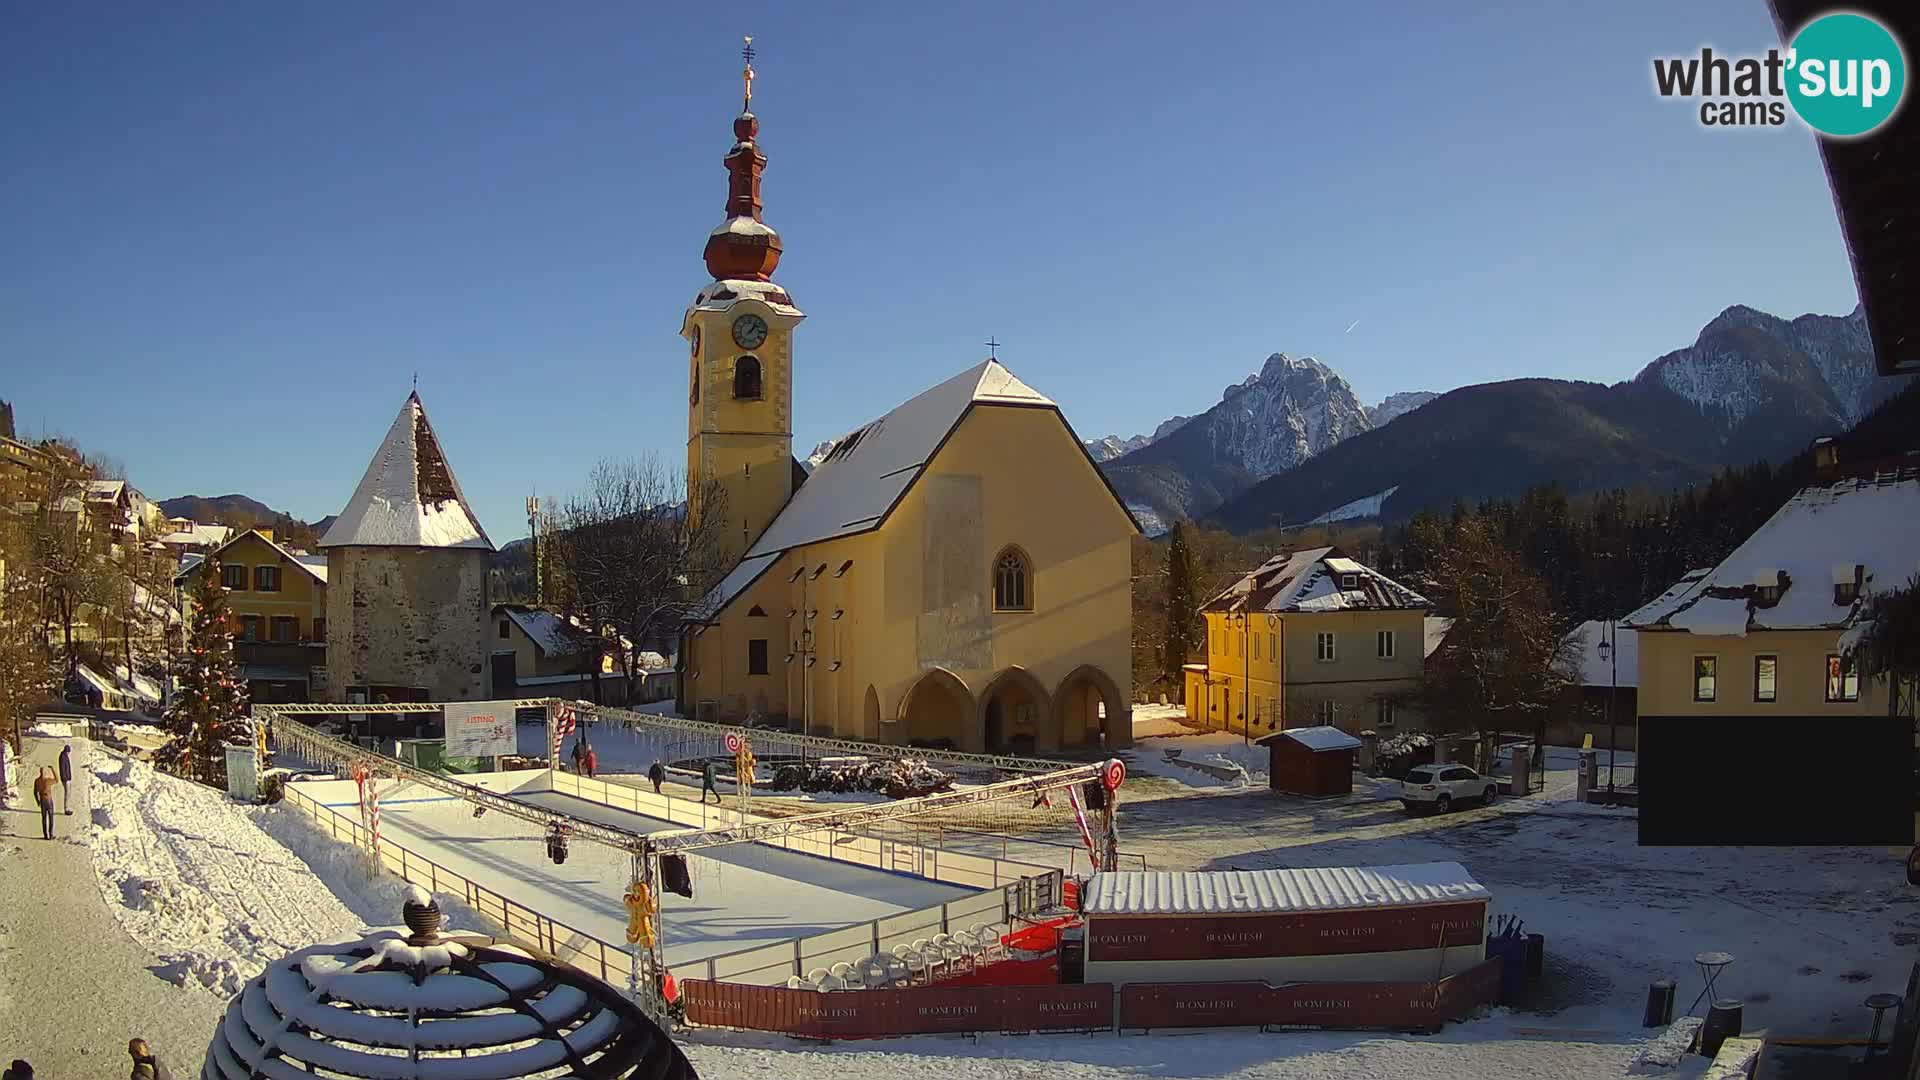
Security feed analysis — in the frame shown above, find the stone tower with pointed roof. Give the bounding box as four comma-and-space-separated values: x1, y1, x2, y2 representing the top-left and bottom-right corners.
320, 392, 496, 704
677, 43, 1139, 752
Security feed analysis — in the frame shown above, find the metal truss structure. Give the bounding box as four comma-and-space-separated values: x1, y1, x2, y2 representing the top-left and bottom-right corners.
647, 759, 1116, 854
265, 709, 653, 853
581, 701, 1070, 775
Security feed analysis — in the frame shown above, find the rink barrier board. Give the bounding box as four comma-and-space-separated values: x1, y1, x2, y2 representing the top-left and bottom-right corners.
681, 958, 1503, 1038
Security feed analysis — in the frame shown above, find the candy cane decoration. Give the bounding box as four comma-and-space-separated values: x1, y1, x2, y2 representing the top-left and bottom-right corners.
366, 778, 383, 868
1065, 784, 1099, 863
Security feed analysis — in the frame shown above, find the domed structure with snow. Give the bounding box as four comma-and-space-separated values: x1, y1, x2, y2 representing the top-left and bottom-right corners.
201, 891, 696, 1080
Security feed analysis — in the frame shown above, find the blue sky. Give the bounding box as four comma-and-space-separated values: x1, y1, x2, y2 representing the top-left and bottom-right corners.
0, 2, 1862, 540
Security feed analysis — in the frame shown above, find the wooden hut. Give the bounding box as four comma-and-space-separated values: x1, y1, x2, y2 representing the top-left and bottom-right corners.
1258, 725, 1361, 797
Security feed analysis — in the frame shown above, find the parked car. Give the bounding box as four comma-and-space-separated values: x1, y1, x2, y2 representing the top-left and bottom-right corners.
1401, 764, 1498, 814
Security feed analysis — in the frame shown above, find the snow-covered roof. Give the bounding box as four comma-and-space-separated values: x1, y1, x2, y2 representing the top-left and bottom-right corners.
1083, 862, 1488, 916
700, 551, 779, 616
319, 392, 494, 551
1205, 547, 1430, 614
175, 529, 328, 587
690, 278, 802, 317
1622, 569, 1713, 628
634, 650, 672, 673
1625, 465, 1920, 636
1423, 616, 1453, 658
710, 216, 779, 240
500, 606, 598, 657
742, 360, 1055, 560
158, 523, 232, 548
85, 479, 127, 501
1257, 725, 1364, 752
1561, 620, 1638, 688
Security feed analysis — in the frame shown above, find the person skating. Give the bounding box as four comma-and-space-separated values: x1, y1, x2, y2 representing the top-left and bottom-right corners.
127, 1039, 174, 1080
33, 767, 56, 840
647, 760, 666, 794
701, 759, 719, 804
58, 743, 73, 815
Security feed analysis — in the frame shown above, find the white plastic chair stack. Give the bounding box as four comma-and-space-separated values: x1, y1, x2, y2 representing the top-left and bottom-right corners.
818, 973, 847, 991
880, 952, 910, 987
857, 956, 891, 989
829, 962, 859, 988
786, 975, 810, 991
949, 929, 980, 973
974, 923, 1007, 962
805, 966, 832, 988
906, 940, 935, 982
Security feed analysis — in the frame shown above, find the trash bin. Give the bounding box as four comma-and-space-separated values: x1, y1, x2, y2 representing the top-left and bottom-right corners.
1700, 999, 1744, 1057
1485, 936, 1528, 1006
1643, 979, 1676, 1027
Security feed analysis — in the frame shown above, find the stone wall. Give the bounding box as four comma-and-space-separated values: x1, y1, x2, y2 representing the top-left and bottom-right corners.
324, 547, 489, 702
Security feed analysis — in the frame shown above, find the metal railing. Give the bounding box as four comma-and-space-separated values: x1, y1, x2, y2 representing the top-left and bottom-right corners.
278, 781, 634, 988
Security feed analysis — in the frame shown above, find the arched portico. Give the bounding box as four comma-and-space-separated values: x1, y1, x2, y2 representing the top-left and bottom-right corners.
1054, 664, 1131, 751
898, 667, 974, 751
977, 666, 1052, 755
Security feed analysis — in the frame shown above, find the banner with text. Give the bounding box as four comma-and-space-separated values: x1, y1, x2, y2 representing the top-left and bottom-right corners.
443, 701, 515, 758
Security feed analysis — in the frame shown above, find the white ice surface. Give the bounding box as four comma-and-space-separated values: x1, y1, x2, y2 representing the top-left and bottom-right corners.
339, 785, 976, 969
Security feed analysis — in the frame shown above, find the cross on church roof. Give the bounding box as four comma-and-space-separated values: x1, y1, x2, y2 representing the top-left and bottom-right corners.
985, 337, 1001, 360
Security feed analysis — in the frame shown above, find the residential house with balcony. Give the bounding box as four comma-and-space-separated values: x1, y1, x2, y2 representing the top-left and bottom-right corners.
1183, 547, 1432, 738
176, 528, 329, 704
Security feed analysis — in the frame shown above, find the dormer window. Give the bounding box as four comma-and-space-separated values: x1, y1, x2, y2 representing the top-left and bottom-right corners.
1339, 573, 1359, 590
1832, 564, 1863, 605
1755, 584, 1781, 605
1835, 581, 1859, 605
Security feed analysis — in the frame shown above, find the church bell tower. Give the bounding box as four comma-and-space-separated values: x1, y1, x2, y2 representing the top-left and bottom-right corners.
684, 36, 804, 569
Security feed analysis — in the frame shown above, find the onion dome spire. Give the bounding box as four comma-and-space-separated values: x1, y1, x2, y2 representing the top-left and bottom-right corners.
703, 35, 783, 281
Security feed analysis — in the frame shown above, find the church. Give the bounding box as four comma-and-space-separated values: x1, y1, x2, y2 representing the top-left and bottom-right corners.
678, 46, 1137, 754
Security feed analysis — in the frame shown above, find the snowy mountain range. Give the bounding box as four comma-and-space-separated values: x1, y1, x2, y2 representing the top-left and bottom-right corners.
1207, 303, 1909, 532
1092, 353, 1445, 529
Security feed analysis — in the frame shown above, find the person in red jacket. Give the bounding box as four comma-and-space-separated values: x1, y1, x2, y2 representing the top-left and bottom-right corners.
582, 745, 598, 779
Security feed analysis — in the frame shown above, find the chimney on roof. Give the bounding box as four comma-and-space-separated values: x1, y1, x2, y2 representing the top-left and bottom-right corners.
0, 399, 13, 441
1811, 436, 1840, 480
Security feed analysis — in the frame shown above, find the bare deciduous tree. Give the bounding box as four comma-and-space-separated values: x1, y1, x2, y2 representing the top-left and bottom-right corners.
548, 457, 731, 691
1419, 516, 1578, 738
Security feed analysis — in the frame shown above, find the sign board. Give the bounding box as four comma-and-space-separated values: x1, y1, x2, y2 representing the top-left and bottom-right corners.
226, 745, 259, 802
444, 701, 515, 759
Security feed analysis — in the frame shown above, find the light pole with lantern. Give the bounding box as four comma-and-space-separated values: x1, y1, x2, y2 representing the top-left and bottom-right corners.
1597, 618, 1619, 798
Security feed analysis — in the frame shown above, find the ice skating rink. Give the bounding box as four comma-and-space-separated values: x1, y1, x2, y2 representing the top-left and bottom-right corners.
304, 780, 976, 971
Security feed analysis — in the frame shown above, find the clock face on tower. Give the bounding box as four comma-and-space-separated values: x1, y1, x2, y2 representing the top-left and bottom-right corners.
731, 314, 769, 349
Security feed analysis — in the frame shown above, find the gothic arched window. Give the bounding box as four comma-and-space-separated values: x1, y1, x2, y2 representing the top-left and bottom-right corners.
992, 546, 1032, 612
733, 355, 763, 400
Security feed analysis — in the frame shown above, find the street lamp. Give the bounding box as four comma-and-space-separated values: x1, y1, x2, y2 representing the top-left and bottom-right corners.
1597, 618, 1618, 798
1232, 608, 1250, 746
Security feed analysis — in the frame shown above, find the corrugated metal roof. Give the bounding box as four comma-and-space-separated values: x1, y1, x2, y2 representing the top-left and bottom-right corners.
1082, 862, 1487, 916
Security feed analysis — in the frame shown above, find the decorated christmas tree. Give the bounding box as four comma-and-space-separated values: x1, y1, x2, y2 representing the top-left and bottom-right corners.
157, 557, 253, 783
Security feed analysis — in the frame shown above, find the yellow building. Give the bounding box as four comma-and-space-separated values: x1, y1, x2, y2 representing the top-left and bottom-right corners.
678, 57, 1137, 754
177, 528, 329, 703
1626, 455, 1919, 722
1184, 548, 1432, 738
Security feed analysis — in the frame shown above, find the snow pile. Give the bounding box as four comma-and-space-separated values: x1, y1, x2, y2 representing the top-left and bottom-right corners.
27, 721, 73, 739
1307, 485, 1401, 525
1626, 1017, 1704, 1073
85, 752, 369, 997
1131, 731, 1269, 788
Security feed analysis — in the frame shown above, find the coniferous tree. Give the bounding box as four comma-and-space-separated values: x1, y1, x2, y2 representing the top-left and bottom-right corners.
157, 558, 252, 783
1162, 522, 1197, 696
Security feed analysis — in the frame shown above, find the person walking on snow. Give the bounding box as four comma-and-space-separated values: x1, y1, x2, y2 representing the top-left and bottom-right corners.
33, 767, 56, 840
127, 1039, 174, 1080
569, 737, 587, 775
57, 743, 73, 815
701, 760, 719, 804
647, 760, 666, 794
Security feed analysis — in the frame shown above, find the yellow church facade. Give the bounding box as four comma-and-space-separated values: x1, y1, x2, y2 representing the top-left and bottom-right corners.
677, 50, 1136, 754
